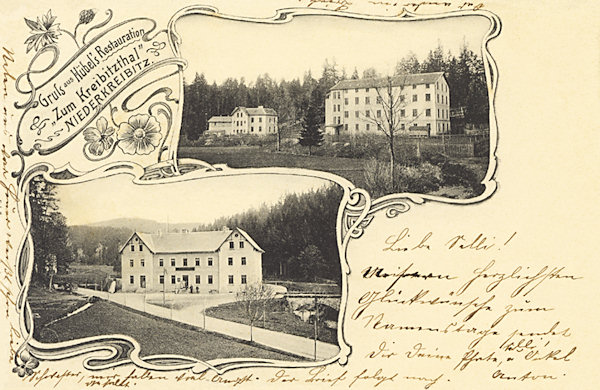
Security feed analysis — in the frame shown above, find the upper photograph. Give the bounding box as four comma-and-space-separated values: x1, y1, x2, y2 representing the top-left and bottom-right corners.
175, 12, 494, 199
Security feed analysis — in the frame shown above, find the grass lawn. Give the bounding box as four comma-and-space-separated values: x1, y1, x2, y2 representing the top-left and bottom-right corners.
206, 301, 338, 345
177, 146, 367, 185
28, 287, 89, 335
178, 146, 489, 198
36, 299, 304, 361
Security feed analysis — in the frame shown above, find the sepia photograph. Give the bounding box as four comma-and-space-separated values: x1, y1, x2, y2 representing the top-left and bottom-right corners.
175, 12, 492, 199
26, 173, 343, 362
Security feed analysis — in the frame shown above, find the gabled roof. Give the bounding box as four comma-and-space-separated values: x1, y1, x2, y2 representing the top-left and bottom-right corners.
120, 228, 264, 254
330, 72, 445, 91
231, 106, 277, 116
208, 116, 232, 123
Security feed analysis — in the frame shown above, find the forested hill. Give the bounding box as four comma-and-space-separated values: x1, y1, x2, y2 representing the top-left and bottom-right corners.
195, 184, 344, 283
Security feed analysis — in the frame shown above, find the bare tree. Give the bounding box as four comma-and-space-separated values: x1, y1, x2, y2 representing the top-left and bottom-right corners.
361, 75, 423, 188
236, 283, 275, 342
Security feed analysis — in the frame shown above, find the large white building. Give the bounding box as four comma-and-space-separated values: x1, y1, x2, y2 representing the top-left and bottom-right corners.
120, 227, 263, 293
325, 72, 451, 137
206, 106, 278, 136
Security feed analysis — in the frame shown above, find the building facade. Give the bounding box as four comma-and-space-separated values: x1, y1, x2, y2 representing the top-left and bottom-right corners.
120, 227, 263, 293
206, 115, 233, 136
325, 72, 451, 137
230, 106, 278, 135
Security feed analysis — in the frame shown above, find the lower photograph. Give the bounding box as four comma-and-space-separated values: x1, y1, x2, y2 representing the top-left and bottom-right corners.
26, 172, 344, 362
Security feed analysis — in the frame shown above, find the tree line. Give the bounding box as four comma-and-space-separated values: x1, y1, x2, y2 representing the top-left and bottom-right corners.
181, 42, 488, 141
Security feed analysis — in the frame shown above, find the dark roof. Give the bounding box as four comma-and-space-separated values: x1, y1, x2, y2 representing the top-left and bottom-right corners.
231, 106, 277, 116
120, 228, 264, 254
330, 72, 445, 91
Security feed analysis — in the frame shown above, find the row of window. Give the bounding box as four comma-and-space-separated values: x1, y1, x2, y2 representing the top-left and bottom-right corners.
129, 257, 248, 267
332, 106, 449, 123
331, 82, 447, 99
129, 274, 247, 285
232, 126, 275, 132
339, 122, 449, 132
332, 92, 448, 109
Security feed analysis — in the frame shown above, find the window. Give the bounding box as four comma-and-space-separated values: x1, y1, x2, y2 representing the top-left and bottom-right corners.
229, 241, 234, 249
208, 275, 213, 284
139, 245, 143, 251
355, 124, 359, 131
344, 111, 348, 118
208, 258, 213, 266
141, 259, 145, 267
426, 109, 431, 117
159, 258, 164, 267
412, 94, 417, 102
159, 275, 164, 284
228, 275, 234, 284
239, 242, 244, 249
377, 110, 381, 118
251, 117, 254, 122
355, 88, 358, 92
366, 88, 370, 92
259, 126, 262, 131
183, 258, 188, 266
170, 258, 175, 266
171, 275, 176, 284
344, 98, 348, 105
130, 259, 134, 267
344, 124, 348, 130
366, 123, 370, 131
228, 257, 233, 266
337, 104, 340, 111
437, 94, 440, 103
131, 244, 134, 251
401, 124, 405, 130
195, 275, 201, 284
195, 258, 200, 266
376, 96, 382, 104
241, 275, 247, 284
425, 93, 431, 101
355, 97, 359, 104
130, 275, 134, 284
365, 110, 370, 117
355, 111, 359, 118
400, 95, 405, 102
412, 84, 416, 89
365, 97, 370, 104
413, 109, 418, 117
400, 109, 405, 117
241, 257, 247, 265
426, 83, 430, 89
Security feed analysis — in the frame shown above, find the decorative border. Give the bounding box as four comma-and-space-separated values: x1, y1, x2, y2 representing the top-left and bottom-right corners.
11, 4, 501, 377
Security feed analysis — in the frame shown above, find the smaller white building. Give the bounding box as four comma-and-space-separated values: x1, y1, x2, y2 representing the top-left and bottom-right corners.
206, 116, 232, 136
120, 227, 263, 293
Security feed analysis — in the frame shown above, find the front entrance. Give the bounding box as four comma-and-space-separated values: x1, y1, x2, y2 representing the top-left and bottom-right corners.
182, 275, 189, 288
140, 275, 146, 288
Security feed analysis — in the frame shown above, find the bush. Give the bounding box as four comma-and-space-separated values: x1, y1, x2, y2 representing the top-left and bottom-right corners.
395, 162, 442, 194
440, 162, 483, 195
363, 159, 442, 197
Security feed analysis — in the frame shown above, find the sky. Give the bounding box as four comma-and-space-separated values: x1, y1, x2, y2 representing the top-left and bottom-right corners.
175, 13, 490, 84
56, 173, 336, 226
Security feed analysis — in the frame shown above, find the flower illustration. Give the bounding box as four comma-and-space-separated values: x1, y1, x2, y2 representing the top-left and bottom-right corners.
117, 114, 162, 155
83, 117, 115, 156
12, 349, 39, 377
24, 10, 61, 53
